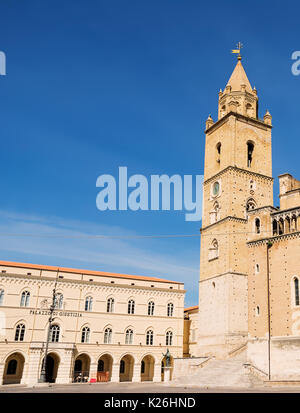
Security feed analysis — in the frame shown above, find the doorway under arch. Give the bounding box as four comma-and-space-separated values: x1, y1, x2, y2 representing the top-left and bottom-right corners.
119, 354, 134, 382
141, 355, 155, 381
97, 353, 113, 382
73, 353, 91, 382
42, 352, 60, 383
3, 352, 25, 385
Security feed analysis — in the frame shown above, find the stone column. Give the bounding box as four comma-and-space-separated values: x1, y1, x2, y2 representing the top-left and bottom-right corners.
0, 362, 5, 385
110, 363, 120, 382
25, 350, 42, 386
131, 363, 141, 383
56, 350, 73, 384
89, 362, 98, 382
163, 367, 172, 382
153, 363, 162, 382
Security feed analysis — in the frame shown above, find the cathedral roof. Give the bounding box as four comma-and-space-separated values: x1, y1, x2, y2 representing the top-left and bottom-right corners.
226, 58, 252, 93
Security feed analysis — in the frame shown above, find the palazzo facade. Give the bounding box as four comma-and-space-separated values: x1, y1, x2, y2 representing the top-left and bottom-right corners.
0, 261, 185, 385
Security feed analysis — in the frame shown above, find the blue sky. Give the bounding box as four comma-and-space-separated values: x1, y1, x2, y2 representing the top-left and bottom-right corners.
0, 0, 299, 306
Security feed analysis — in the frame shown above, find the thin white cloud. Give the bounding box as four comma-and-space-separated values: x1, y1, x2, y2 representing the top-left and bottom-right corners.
0, 210, 199, 289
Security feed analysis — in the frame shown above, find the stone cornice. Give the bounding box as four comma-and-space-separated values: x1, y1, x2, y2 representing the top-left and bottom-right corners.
247, 231, 300, 247
271, 206, 300, 216
199, 271, 248, 283
0, 273, 186, 295
204, 165, 274, 185
200, 215, 248, 232
247, 205, 278, 214
279, 188, 300, 197
205, 111, 272, 135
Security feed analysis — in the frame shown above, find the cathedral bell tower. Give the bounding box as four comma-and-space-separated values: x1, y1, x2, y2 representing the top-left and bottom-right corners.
197, 55, 274, 357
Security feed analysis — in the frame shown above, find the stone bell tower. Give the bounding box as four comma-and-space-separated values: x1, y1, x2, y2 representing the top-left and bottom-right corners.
197, 55, 274, 357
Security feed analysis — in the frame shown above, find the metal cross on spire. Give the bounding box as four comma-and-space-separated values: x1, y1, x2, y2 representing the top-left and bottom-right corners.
232, 42, 243, 60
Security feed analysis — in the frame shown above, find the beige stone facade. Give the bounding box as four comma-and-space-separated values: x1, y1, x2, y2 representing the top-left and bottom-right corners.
197, 57, 273, 357
194, 56, 300, 380
0, 261, 185, 385
183, 305, 198, 358
247, 174, 300, 379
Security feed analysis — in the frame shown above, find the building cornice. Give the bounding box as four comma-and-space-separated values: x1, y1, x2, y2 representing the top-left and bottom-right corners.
200, 215, 248, 232
271, 206, 300, 216
247, 231, 300, 247
199, 271, 248, 283
247, 205, 278, 214
204, 165, 273, 185
0, 260, 183, 285
205, 111, 272, 135
0, 272, 186, 295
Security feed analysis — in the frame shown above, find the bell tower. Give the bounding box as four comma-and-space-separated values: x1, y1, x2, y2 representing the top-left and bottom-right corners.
197, 55, 274, 357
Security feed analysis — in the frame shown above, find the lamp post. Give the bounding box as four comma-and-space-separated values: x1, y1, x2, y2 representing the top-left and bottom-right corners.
39, 272, 58, 383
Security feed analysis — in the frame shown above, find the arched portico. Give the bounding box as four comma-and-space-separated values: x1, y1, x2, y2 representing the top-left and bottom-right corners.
42, 352, 60, 383
73, 353, 91, 382
119, 354, 134, 382
2, 352, 25, 385
97, 353, 113, 382
141, 354, 155, 381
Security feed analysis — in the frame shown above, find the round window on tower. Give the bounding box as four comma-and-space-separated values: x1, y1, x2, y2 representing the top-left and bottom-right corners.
212, 181, 220, 197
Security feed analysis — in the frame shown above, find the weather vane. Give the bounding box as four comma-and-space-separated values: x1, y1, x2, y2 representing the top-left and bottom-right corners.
232, 42, 243, 60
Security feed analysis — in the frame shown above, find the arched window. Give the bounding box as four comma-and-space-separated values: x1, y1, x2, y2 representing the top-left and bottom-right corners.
85, 296, 93, 312
74, 359, 82, 373
49, 324, 60, 342
210, 202, 220, 224
81, 326, 90, 343
272, 219, 278, 236
125, 328, 133, 344
246, 198, 256, 212
7, 359, 18, 375
294, 278, 299, 306
107, 298, 114, 313
246, 103, 253, 117
285, 216, 291, 233
216, 142, 221, 164
292, 215, 298, 232
128, 300, 135, 315
221, 105, 226, 118
209, 239, 219, 260
20, 290, 30, 307
98, 360, 104, 372
247, 142, 254, 167
120, 360, 125, 374
0, 289, 4, 306
104, 327, 112, 344
167, 302, 174, 317
166, 331, 173, 346
148, 301, 155, 316
15, 323, 25, 341
141, 360, 145, 374
278, 218, 284, 235
54, 293, 63, 309
146, 330, 154, 345
255, 264, 260, 273
255, 218, 261, 234
256, 306, 260, 316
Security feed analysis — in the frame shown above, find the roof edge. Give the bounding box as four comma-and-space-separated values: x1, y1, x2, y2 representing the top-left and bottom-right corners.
0, 260, 183, 285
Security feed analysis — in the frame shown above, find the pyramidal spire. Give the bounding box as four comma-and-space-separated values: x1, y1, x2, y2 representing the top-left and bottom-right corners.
226, 57, 252, 93
218, 55, 258, 120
